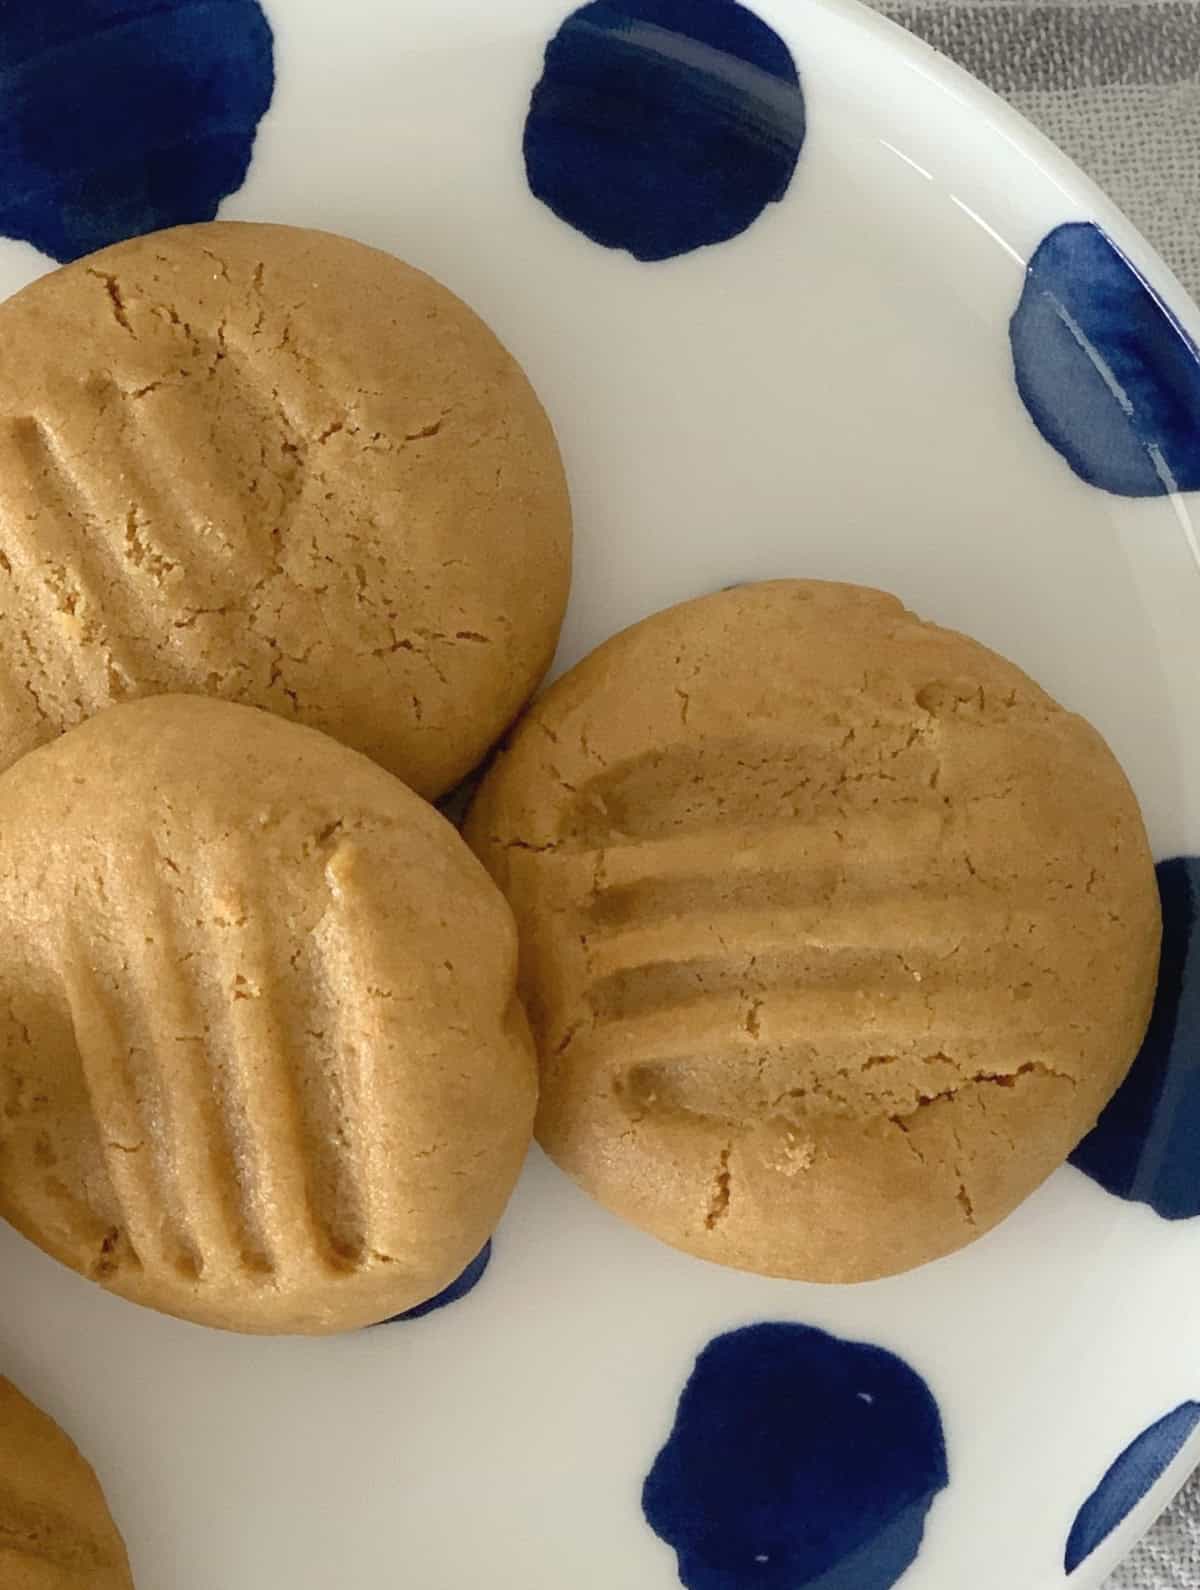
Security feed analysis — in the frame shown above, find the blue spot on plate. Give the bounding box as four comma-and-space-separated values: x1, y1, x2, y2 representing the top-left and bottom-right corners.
1071, 858, 1200, 1218
1010, 222, 1200, 497
0, 0, 275, 263
523, 0, 805, 261
1065, 1402, 1200, 1574
643, 1321, 948, 1590
376, 1242, 492, 1324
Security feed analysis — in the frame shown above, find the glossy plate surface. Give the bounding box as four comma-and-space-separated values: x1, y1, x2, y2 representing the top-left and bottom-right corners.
0, 2, 1197, 1587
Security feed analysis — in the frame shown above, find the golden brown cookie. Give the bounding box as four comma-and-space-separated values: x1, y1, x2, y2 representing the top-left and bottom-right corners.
0, 1375, 133, 1588
0, 221, 571, 797
467, 580, 1161, 1282
0, 696, 536, 1333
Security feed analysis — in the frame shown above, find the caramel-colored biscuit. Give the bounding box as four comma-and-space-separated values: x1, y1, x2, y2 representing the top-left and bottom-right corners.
0, 1375, 133, 1588
467, 580, 1161, 1282
0, 697, 536, 1333
0, 221, 571, 797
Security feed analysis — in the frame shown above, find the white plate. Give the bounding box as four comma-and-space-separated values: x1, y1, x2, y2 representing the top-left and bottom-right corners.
0, 2, 1198, 1587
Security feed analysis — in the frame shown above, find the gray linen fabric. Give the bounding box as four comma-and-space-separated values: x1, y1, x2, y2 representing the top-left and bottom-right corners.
875, 0, 1200, 296
858, 0, 1200, 1581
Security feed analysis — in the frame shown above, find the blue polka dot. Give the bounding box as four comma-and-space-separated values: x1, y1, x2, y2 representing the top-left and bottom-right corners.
1066, 1402, 1200, 1574
523, 0, 805, 262
1009, 222, 1200, 497
377, 1242, 492, 1325
1070, 858, 1200, 1219
0, 0, 275, 264
643, 1322, 948, 1590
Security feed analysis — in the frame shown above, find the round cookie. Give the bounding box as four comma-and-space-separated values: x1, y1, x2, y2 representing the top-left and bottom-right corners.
0, 696, 536, 1333
467, 580, 1161, 1282
0, 221, 571, 797
0, 1375, 133, 1588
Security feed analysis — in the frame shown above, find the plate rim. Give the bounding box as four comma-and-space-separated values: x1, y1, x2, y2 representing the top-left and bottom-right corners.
793, 0, 1200, 1578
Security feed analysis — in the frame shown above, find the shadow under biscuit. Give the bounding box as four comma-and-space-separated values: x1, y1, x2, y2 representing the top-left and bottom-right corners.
373, 1242, 492, 1325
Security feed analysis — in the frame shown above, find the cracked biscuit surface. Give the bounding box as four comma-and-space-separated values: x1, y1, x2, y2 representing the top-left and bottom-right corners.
467, 580, 1161, 1282
0, 696, 536, 1333
0, 1375, 133, 1589
0, 221, 572, 797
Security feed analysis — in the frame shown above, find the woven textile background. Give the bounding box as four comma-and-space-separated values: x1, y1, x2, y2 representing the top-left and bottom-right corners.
878, 0, 1200, 296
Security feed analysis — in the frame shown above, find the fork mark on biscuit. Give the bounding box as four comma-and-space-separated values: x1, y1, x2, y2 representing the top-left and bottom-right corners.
555, 732, 945, 849
185, 855, 319, 1276
304, 880, 393, 1271
116, 347, 310, 594
4, 414, 143, 693
60, 940, 187, 1277
120, 865, 260, 1276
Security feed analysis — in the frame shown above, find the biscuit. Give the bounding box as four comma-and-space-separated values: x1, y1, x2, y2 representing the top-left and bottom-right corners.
0, 221, 571, 797
0, 1375, 133, 1588
467, 580, 1161, 1282
0, 696, 536, 1333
